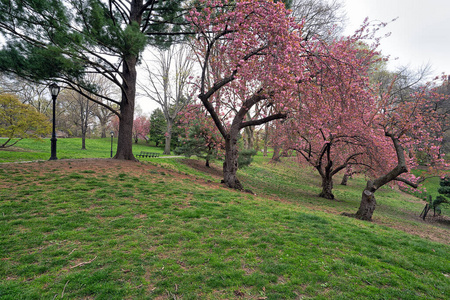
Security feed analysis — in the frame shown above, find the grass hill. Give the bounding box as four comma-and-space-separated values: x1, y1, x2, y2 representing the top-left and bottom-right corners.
0, 138, 449, 299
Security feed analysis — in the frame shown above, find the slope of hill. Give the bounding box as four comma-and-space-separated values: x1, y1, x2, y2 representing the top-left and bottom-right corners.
1, 156, 449, 299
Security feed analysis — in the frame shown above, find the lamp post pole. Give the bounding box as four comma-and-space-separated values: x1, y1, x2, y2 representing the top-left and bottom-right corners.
49, 83, 60, 161
110, 131, 114, 158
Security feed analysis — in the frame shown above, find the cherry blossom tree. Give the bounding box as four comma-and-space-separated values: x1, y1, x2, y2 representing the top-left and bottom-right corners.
187, 0, 306, 189
133, 115, 150, 144
354, 77, 449, 221
273, 30, 385, 199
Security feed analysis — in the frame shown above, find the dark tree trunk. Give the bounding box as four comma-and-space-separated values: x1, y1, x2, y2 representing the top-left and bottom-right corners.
81, 131, 86, 150
115, 55, 137, 161
354, 134, 413, 221
164, 119, 173, 155
341, 173, 349, 185
114, 0, 143, 161
223, 133, 243, 190
319, 175, 334, 199
272, 144, 281, 162
355, 181, 377, 221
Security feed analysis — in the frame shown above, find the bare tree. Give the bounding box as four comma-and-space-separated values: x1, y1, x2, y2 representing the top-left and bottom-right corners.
290, 0, 346, 41
139, 44, 194, 154
0, 75, 52, 115
88, 76, 120, 138
59, 89, 96, 149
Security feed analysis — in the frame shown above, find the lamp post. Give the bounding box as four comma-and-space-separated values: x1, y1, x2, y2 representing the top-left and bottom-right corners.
110, 131, 114, 158
49, 83, 60, 161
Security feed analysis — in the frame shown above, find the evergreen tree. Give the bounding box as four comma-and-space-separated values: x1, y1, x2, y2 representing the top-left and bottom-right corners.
0, 0, 188, 160
175, 122, 219, 167
149, 108, 166, 147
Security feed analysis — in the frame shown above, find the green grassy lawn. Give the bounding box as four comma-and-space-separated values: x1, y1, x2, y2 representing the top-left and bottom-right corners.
0, 139, 449, 299
0, 138, 164, 163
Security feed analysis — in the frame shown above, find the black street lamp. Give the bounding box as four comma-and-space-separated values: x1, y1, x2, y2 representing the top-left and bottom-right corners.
49, 83, 60, 160
110, 131, 114, 158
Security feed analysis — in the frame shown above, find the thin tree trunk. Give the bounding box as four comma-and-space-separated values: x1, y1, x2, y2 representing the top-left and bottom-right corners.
81, 131, 86, 150
164, 119, 173, 155
341, 173, 349, 185
263, 122, 269, 157
272, 144, 281, 162
244, 126, 254, 150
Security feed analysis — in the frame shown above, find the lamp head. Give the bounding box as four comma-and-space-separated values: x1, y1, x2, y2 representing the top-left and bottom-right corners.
49, 83, 60, 97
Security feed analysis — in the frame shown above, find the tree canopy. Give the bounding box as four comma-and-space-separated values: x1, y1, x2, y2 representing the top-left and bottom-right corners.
0, 0, 188, 160
0, 93, 51, 148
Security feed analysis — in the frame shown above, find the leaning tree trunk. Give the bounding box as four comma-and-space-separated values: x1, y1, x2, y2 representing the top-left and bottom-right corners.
164, 119, 173, 155
115, 55, 137, 161
223, 133, 243, 190
355, 180, 377, 221
319, 174, 334, 199
354, 134, 411, 221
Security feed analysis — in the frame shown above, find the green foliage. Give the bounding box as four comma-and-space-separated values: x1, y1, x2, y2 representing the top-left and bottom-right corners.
0, 0, 187, 83
175, 123, 219, 166
238, 148, 257, 169
438, 176, 450, 197
0, 94, 51, 148
149, 108, 166, 147
434, 176, 450, 214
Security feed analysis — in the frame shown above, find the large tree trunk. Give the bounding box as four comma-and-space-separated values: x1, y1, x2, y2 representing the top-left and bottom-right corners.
115, 55, 137, 161
319, 175, 334, 199
355, 181, 377, 221
354, 135, 412, 221
223, 133, 243, 190
164, 119, 173, 155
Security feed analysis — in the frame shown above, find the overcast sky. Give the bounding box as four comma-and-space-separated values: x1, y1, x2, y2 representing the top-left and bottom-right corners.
343, 0, 450, 75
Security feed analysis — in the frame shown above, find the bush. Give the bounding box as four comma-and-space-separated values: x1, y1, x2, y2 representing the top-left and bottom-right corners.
238, 149, 257, 169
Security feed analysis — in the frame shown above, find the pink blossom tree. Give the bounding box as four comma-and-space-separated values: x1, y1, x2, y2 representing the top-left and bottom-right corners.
187, 0, 306, 189
274, 32, 385, 199
354, 77, 449, 221
132, 115, 150, 144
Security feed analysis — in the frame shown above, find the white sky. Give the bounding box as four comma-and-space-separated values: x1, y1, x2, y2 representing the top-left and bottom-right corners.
343, 0, 450, 75
139, 0, 450, 114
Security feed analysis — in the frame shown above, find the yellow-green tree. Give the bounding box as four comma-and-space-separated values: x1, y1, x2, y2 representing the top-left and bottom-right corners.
0, 94, 51, 148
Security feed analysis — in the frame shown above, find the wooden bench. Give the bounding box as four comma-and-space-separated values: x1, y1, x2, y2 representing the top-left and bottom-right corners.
136, 151, 160, 158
